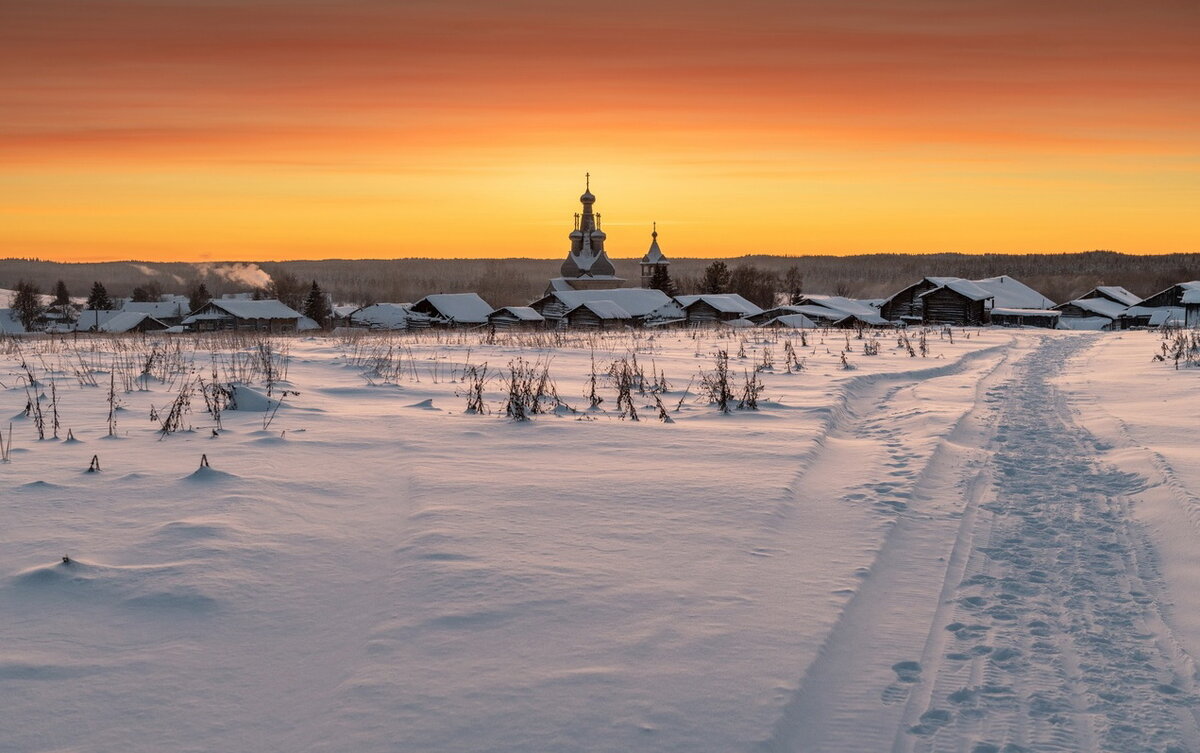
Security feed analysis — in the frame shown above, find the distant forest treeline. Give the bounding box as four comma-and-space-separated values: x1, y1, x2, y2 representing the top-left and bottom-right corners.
1, 252, 1197, 309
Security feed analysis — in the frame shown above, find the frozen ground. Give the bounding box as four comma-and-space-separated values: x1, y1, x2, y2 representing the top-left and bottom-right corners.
0, 328, 1196, 752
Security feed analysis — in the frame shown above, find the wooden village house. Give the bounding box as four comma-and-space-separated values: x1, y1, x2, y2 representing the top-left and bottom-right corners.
182, 299, 303, 333
563, 300, 633, 330
487, 306, 545, 331
675, 294, 762, 325
409, 293, 493, 326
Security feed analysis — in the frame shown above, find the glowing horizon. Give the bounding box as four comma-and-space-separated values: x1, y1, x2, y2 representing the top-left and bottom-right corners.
3, 1, 1198, 262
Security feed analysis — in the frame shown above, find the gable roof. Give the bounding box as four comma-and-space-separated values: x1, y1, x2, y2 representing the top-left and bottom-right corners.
75, 309, 123, 330
1086, 286, 1141, 307
351, 303, 420, 330
97, 311, 168, 333
675, 294, 763, 316
412, 293, 493, 323
797, 294, 883, 317
489, 306, 544, 322
196, 299, 302, 320
918, 279, 994, 302
1057, 297, 1127, 319
971, 275, 1056, 309
122, 300, 188, 318
534, 288, 680, 319
567, 300, 632, 320
0, 308, 27, 334
1139, 280, 1200, 307
761, 313, 817, 329
834, 311, 891, 327
881, 275, 960, 301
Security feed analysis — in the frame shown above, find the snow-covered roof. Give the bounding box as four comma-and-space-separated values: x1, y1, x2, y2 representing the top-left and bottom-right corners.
197, 299, 303, 321
798, 295, 882, 317
1088, 286, 1141, 307
879, 277, 960, 308
413, 293, 493, 323
122, 301, 187, 318
760, 313, 817, 329
722, 318, 756, 328
74, 309, 122, 330
1058, 297, 1127, 319
675, 294, 763, 316
546, 277, 578, 293
351, 303, 417, 330
990, 308, 1060, 317
1182, 289, 1200, 305
1137, 281, 1200, 307
641, 230, 667, 264
972, 276, 1056, 309
0, 308, 27, 334
767, 301, 880, 323
1121, 305, 1186, 326
490, 306, 544, 322
297, 316, 321, 332
918, 279, 994, 302
1149, 308, 1185, 326
780, 304, 849, 322
97, 311, 166, 333
332, 304, 361, 318
834, 311, 891, 327
537, 288, 679, 319
567, 300, 633, 320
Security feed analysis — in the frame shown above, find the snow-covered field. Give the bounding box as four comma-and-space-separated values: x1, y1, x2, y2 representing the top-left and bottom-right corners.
2, 328, 1197, 752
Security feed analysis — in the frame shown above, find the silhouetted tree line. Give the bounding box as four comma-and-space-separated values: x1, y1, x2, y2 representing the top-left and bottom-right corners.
3, 251, 1197, 311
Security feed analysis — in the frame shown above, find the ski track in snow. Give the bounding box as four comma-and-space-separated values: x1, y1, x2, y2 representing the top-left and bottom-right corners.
768, 336, 1200, 753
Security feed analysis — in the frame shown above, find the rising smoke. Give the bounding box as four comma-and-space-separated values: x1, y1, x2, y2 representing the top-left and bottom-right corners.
192, 263, 273, 289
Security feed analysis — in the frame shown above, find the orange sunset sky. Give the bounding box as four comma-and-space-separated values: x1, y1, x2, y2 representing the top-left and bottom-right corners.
2, 0, 1198, 262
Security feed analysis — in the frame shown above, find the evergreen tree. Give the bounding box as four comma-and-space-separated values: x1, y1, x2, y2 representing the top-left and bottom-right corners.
53, 280, 71, 306
302, 280, 331, 328
86, 281, 113, 311
188, 282, 211, 312
700, 261, 731, 294
12, 281, 43, 330
649, 265, 675, 296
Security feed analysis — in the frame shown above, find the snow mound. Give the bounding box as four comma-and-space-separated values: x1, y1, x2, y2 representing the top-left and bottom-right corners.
183, 465, 239, 483
18, 480, 62, 491
11, 559, 217, 611
152, 519, 236, 542
407, 399, 439, 410
227, 384, 281, 412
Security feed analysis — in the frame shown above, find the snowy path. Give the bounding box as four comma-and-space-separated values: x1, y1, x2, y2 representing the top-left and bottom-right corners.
768, 336, 1200, 753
